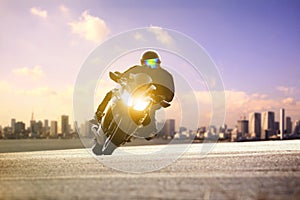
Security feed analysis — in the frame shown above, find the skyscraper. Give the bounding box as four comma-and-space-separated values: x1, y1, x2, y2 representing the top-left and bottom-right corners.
80, 120, 93, 138
161, 119, 175, 139
61, 115, 69, 135
274, 121, 279, 134
286, 116, 292, 134
237, 120, 248, 137
30, 112, 36, 134
294, 120, 300, 135
11, 118, 16, 134
15, 121, 25, 134
44, 119, 49, 137
50, 121, 58, 137
249, 112, 261, 138
36, 121, 43, 136
261, 111, 275, 140
279, 108, 285, 140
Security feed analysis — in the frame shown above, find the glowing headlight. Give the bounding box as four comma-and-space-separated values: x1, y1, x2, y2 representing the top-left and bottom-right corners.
132, 98, 151, 111
121, 89, 151, 111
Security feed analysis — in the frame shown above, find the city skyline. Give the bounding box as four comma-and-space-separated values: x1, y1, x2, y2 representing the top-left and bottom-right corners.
2, 113, 73, 133
2, 105, 299, 134
0, 1, 299, 128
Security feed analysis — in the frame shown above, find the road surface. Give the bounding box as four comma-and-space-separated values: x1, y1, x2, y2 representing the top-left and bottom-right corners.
0, 140, 299, 199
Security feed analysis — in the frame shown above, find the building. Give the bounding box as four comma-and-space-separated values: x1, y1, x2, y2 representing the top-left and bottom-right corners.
74, 121, 79, 134
196, 126, 206, 139
208, 125, 217, 135
249, 112, 261, 138
237, 120, 248, 137
294, 120, 300, 135
160, 119, 175, 139
79, 121, 91, 138
3, 126, 12, 138
261, 111, 275, 140
286, 116, 292, 134
231, 127, 238, 142
179, 126, 187, 133
50, 121, 58, 137
36, 121, 43, 135
15, 121, 25, 133
15, 121, 26, 138
85, 120, 94, 137
274, 121, 279, 135
11, 118, 16, 134
219, 124, 227, 134
30, 121, 41, 137
279, 108, 285, 140
80, 123, 85, 137
30, 112, 36, 133
43, 119, 49, 137
61, 115, 69, 135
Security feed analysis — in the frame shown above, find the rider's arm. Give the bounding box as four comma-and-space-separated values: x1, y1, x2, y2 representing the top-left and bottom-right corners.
162, 72, 175, 103
109, 66, 139, 82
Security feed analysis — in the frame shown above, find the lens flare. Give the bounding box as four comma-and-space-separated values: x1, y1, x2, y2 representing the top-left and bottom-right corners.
132, 98, 150, 111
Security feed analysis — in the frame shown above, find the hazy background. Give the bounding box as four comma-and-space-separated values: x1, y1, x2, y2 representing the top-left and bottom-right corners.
1, 0, 299, 129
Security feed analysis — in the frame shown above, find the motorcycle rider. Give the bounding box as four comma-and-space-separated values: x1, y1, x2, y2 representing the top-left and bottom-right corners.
95, 50, 175, 139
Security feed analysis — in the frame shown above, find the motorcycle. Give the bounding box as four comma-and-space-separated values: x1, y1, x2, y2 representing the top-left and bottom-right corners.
90, 72, 170, 155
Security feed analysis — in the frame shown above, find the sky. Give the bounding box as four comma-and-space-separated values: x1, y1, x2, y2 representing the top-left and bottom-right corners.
0, 0, 300, 129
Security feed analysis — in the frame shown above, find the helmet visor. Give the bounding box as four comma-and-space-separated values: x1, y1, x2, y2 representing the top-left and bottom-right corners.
144, 58, 160, 69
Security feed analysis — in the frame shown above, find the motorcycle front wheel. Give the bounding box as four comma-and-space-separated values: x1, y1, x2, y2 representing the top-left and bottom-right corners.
101, 135, 118, 155
92, 139, 103, 155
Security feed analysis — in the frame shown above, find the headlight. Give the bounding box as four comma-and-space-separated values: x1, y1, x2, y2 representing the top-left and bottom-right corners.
121, 88, 152, 111
132, 97, 151, 111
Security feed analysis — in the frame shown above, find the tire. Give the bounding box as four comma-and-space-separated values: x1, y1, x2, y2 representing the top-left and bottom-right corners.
101, 135, 118, 155
92, 141, 103, 155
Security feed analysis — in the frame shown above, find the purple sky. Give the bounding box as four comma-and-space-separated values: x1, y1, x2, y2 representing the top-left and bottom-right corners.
0, 0, 299, 128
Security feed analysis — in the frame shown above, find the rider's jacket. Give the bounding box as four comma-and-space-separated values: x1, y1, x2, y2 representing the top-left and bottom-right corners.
120, 65, 175, 103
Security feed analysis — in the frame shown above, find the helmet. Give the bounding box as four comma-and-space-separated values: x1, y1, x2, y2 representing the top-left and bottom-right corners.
141, 50, 160, 61
141, 50, 161, 68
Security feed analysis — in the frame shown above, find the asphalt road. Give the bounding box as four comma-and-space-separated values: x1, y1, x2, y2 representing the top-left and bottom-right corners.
0, 140, 299, 200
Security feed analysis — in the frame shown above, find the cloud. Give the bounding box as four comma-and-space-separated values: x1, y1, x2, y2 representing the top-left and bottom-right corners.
282, 97, 296, 105
192, 89, 300, 126
276, 86, 296, 95
134, 32, 144, 41
0, 84, 74, 126
226, 90, 250, 107
59, 5, 69, 14
0, 81, 12, 92
251, 93, 267, 99
225, 90, 300, 126
16, 87, 57, 96
30, 7, 47, 18
224, 90, 281, 115
194, 91, 212, 105
69, 11, 110, 43
148, 26, 173, 46
12, 65, 45, 79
